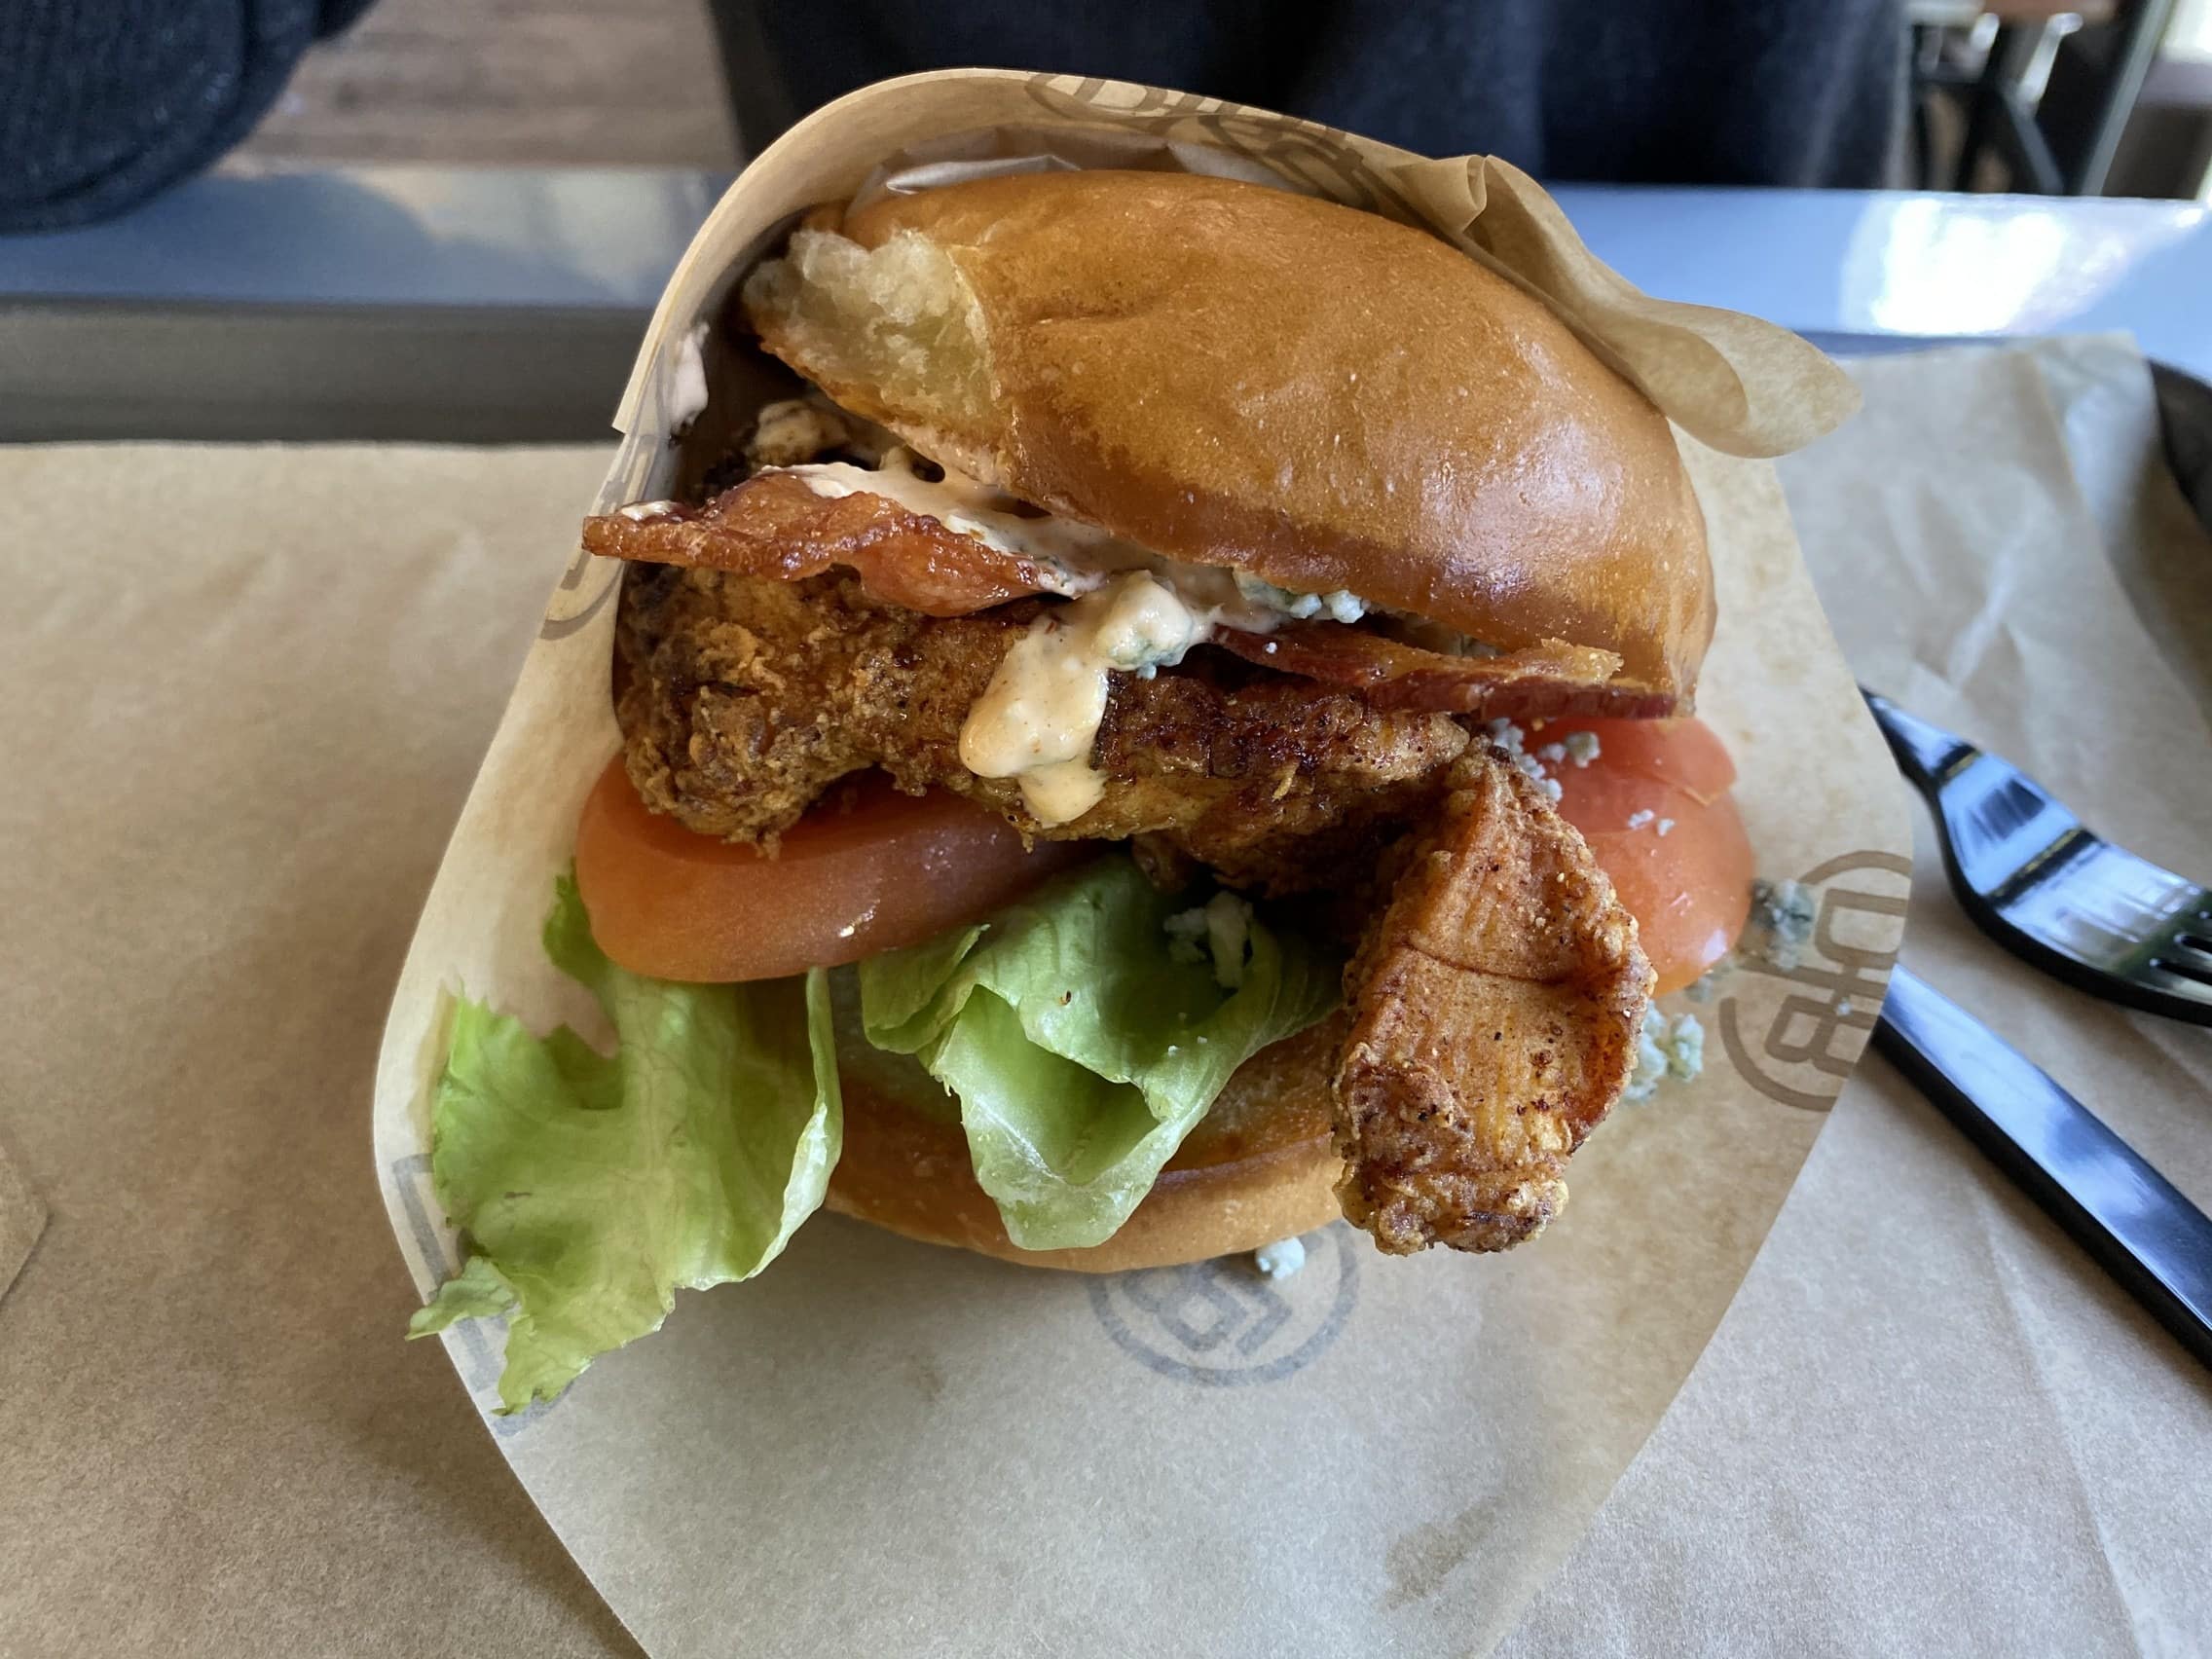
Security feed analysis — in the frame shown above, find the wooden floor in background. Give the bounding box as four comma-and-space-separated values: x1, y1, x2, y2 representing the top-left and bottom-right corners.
231, 0, 742, 167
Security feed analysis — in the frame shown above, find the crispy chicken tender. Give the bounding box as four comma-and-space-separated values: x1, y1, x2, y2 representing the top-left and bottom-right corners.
613, 562, 1468, 894
1334, 754, 1653, 1253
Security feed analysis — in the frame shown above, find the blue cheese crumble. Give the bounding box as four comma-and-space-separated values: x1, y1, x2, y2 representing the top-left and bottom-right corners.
1483, 718, 1566, 804
1623, 1007, 1705, 1102
1164, 891, 1255, 989
1252, 1236, 1307, 1279
1748, 877, 1818, 970
1233, 571, 1367, 624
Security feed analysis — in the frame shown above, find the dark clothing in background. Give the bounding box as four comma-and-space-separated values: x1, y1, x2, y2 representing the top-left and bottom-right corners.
0, 0, 374, 233
741, 0, 1907, 188
1, 0, 1908, 236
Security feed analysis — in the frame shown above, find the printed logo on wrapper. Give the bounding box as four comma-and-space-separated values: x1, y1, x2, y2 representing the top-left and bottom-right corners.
541, 544, 619, 643
1718, 851, 1912, 1113
390, 1151, 550, 1437
1088, 1225, 1358, 1386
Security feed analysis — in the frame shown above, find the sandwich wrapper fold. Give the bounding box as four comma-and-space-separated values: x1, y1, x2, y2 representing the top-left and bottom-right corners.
0, 1133, 47, 1305
374, 72, 1908, 1657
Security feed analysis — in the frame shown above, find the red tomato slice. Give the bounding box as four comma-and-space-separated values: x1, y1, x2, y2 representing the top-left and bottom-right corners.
1530, 716, 1737, 805
575, 758, 1091, 982
1549, 719, 1753, 995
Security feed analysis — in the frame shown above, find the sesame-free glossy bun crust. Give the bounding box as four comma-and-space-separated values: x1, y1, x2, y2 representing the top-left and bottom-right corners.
825, 1015, 1346, 1272
750, 169, 1714, 707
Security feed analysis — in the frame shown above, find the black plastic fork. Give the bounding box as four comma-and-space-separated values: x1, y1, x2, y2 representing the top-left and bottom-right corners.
1864, 689, 2212, 1026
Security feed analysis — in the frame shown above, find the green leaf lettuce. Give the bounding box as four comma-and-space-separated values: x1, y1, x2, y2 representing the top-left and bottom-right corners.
409, 858, 1340, 1405
857, 859, 1341, 1250
409, 875, 840, 1412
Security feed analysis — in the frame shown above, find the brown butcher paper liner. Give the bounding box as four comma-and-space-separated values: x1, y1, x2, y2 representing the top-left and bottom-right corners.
0, 1133, 46, 1306
373, 70, 1907, 1658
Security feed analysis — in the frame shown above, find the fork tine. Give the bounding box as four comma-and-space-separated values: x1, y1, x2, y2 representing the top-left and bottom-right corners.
1871, 688, 2212, 1025
2158, 931, 2212, 974
2139, 962, 2212, 1007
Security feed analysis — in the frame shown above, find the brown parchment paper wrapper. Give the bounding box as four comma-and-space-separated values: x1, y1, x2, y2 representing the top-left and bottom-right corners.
373, 72, 1908, 1657
1499, 334, 2212, 1655
0, 1132, 47, 1306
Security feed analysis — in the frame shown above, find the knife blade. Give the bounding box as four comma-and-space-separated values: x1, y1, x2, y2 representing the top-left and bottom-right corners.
1874, 966, 2212, 1371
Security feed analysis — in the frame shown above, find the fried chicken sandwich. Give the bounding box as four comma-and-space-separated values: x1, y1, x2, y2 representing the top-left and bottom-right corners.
558, 168, 1747, 1278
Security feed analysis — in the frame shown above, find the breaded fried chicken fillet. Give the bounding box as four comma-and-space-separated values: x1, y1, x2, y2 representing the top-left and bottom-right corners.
1335, 756, 1653, 1251
614, 561, 1470, 897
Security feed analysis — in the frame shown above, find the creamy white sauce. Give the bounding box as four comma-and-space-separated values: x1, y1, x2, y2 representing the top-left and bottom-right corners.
1015, 758, 1106, 825
748, 428, 1404, 827
663, 321, 711, 433
957, 571, 1201, 826
763, 448, 1362, 632
776, 451, 1116, 586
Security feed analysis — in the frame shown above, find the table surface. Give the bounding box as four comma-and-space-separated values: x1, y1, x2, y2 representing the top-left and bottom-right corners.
5, 173, 2211, 1659
3, 167, 2210, 383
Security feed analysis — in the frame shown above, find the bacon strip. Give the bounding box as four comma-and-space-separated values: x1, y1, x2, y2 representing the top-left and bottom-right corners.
1213, 622, 1678, 719
590, 478, 1681, 718
582, 473, 1062, 617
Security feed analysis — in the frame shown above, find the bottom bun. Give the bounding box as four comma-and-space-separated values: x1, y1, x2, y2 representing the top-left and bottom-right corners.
825, 1014, 1348, 1273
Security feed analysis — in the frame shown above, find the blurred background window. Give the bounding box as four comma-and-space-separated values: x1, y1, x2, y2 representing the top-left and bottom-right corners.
1908, 0, 2212, 196
5, 0, 2211, 235
232, 0, 741, 168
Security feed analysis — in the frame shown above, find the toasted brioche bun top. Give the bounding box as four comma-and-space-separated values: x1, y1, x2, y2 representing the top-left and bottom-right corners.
741, 168, 1714, 707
